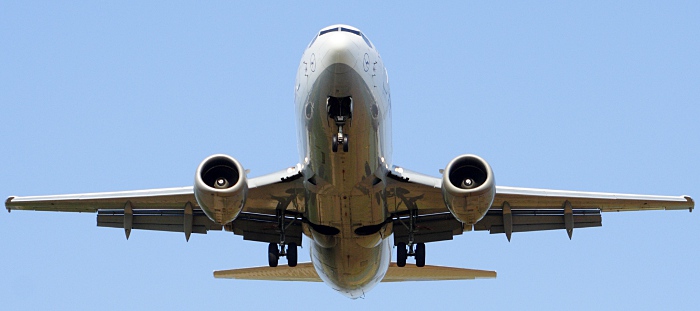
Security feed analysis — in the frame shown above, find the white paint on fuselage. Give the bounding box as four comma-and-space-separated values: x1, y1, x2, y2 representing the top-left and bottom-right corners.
294, 25, 393, 298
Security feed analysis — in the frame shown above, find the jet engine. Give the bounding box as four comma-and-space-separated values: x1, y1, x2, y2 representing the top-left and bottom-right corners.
194, 154, 248, 224
441, 154, 495, 225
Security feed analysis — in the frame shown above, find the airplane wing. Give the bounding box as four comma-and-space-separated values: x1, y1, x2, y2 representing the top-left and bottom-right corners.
5, 165, 305, 242
386, 165, 694, 243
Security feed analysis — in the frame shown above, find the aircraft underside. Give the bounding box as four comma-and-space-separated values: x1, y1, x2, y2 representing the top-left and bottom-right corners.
301, 62, 393, 297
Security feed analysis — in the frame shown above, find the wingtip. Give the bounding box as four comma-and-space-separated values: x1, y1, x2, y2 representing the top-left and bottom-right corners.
684, 196, 694, 212
5, 196, 14, 212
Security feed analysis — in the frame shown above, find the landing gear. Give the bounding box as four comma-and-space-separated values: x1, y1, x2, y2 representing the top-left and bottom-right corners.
267, 210, 300, 267
267, 242, 298, 268
332, 133, 349, 153
268, 242, 279, 267
395, 242, 426, 267
397, 242, 407, 267
396, 208, 426, 267
327, 96, 352, 153
287, 242, 298, 267
415, 242, 425, 267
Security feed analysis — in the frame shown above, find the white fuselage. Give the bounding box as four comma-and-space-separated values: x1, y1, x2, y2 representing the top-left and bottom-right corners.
294, 25, 393, 298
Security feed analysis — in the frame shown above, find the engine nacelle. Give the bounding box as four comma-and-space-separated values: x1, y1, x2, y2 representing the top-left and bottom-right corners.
442, 154, 496, 225
194, 154, 248, 224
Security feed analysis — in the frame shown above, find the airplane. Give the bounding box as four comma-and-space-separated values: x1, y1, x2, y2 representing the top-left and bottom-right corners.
5, 24, 694, 299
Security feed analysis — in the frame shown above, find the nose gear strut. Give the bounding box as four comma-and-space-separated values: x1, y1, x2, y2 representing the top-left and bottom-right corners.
327, 96, 352, 153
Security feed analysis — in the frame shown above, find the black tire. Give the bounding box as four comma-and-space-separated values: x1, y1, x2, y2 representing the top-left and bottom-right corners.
342, 135, 349, 152
268, 242, 279, 267
287, 243, 298, 267
397, 242, 407, 267
415, 242, 426, 267
332, 136, 338, 152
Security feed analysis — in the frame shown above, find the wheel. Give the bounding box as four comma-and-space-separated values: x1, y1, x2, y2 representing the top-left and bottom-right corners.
332, 135, 338, 152
287, 242, 298, 267
397, 242, 407, 267
415, 242, 425, 267
268, 242, 279, 267
342, 135, 349, 152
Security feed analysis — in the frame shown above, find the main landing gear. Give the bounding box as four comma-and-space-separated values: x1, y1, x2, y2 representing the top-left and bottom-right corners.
327, 96, 352, 153
267, 209, 298, 267
396, 208, 426, 267
396, 242, 425, 267
268, 242, 297, 268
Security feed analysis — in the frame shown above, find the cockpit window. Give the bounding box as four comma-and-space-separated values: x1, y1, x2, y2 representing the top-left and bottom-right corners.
308, 34, 318, 48
361, 33, 373, 49
319, 27, 339, 36
340, 27, 360, 36
314, 26, 374, 49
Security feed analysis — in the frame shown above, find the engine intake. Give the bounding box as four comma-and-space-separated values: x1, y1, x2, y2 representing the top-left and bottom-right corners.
442, 154, 495, 225
194, 154, 248, 224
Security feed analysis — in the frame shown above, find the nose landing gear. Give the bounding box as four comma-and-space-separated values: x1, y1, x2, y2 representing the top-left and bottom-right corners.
332, 133, 349, 153
327, 96, 352, 153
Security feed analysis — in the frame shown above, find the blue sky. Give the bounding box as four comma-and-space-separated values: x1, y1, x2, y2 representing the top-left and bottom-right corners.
1, 2, 698, 310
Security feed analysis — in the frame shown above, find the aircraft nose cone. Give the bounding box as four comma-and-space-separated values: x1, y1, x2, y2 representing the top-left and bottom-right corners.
322, 33, 358, 68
